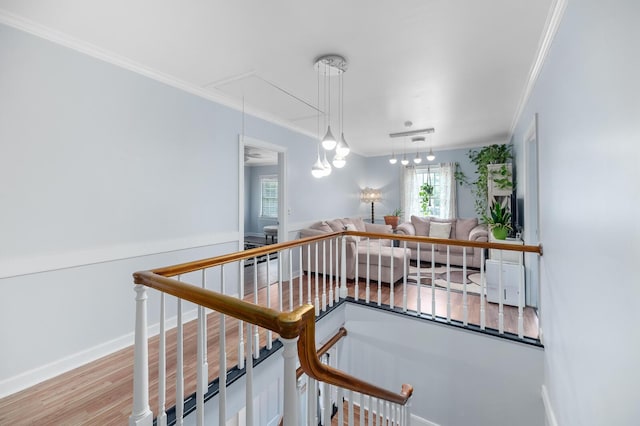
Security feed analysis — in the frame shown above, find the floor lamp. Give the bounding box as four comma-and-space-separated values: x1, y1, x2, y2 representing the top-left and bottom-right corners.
360, 188, 382, 223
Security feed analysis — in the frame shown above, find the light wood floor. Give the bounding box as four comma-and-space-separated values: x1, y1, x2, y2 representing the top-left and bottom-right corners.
0, 262, 538, 425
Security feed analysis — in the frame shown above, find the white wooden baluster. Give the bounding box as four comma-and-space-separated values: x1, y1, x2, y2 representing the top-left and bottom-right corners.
219, 266, 227, 426
238, 261, 245, 370
348, 390, 354, 426
289, 248, 294, 311
337, 386, 344, 425
157, 292, 167, 426
129, 285, 152, 426
245, 321, 254, 426
201, 269, 209, 387
322, 240, 327, 311
323, 354, 332, 426
354, 238, 360, 301
314, 242, 320, 316
196, 273, 206, 425
359, 392, 365, 426
498, 249, 504, 334
377, 244, 382, 306
366, 239, 371, 303
402, 241, 408, 312
389, 244, 395, 308
266, 254, 273, 350
299, 247, 304, 307
307, 243, 312, 305
480, 248, 486, 330
462, 247, 468, 326
431, 243, 436, 319
278, 253, 283, 312
307, 377, 317, 426
340, 236, 348, 298
416, 243, 422, 315
378, 397, 382, 425
333, 236, 342, 303
518, 250, 524, 338
253, 257, 260, 358
176, 276, 184, 425
329, 240, 338, 307
367, 396, 374, 426
446, 246, 452, 322
282, 337, 299, 426
405, 396, 412, 426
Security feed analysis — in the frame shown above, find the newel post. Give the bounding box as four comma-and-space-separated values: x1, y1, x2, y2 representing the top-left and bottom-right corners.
281, 337, 299, 426
129, 284, 153, 426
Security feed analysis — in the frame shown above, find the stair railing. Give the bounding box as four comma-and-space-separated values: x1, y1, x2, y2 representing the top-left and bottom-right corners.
130, 232, 413, 426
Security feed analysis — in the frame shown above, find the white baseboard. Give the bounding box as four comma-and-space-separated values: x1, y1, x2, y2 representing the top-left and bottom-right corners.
541, 385, 559, 426
411, 413, 440, 426
0, 307, 199, 398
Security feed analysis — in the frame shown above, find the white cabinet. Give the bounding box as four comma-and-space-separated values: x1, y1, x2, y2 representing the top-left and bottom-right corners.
486, 259, 524, 306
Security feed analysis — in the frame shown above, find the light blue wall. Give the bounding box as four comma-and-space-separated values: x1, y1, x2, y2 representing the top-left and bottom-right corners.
510, 1, 640, 424
363, 147, 490, 222
0, 22, 368, 388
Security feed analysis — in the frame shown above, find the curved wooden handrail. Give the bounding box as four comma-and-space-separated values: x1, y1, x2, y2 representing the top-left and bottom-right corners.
134, 270, 313, 338
152, 232, 343, 277
134, 269, 413, 405
296, 327, 348, 379
296, 308, 413, 405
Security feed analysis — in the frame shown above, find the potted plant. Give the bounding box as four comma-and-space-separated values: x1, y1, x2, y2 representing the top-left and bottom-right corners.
384, 207, 403, 229
483, 202, 512, 240
418, 183, 434, 216
454, 144, 513, 217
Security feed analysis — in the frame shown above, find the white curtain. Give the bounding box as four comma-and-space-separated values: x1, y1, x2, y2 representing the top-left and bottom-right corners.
402, 163, 458, 220
439, 162, 457, 219
401, 166, 418, 222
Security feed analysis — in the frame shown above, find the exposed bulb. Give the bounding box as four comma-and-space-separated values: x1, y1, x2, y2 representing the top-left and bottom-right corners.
389, 155, 397, 165
413, 153, 422, 164
333, 154, 346, 168
426, 148, 436, 162
311, 156, 325, 178
400, 154, 409, 166
321, 126, 337, 150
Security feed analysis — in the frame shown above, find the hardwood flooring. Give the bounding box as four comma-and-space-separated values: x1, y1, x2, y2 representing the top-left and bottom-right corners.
0, 261, 538, 425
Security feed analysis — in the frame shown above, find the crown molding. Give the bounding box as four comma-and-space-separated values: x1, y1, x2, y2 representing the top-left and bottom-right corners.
0, 9, 318, 141
509, 0, 569, 137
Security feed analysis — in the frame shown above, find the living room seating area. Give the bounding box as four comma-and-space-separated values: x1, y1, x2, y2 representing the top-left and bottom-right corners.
396, 216, 488, 268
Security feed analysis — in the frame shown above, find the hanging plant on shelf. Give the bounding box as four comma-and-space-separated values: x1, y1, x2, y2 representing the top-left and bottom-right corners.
419, 182, 434, 216
483, 201, 513, 240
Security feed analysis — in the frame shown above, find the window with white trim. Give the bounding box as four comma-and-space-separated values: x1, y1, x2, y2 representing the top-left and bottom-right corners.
260, 175, 278, 218
403, 163, 458, 219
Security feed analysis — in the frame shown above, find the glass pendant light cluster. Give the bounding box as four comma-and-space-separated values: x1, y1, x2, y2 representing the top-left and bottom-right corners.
311, 54, 350, 178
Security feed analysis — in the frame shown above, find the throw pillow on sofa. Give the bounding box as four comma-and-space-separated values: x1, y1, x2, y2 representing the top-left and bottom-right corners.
411, 215, 431, 236
429, 222, 452, 239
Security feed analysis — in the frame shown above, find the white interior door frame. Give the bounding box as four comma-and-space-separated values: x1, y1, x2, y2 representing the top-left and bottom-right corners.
238, 135, 288, 247
523, 113, 540, 308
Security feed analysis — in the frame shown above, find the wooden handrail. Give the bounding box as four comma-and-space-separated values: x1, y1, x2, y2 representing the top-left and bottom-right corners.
353, 230, 543, 254
296, 308, 413, 405
150, 229, 540, 279
134, 268, 413, 406
296, 327, 348, 379
152, 232, 343, 277
133, 270, 312, 338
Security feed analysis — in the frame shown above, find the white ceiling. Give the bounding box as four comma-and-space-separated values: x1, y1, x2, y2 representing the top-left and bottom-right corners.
0, 0, 554, 157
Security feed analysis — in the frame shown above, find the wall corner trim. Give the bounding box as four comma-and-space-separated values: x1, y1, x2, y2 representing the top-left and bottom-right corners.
0, 8, 316, 140
541, 384, 559, 426
508, 0, 569, 137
